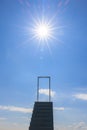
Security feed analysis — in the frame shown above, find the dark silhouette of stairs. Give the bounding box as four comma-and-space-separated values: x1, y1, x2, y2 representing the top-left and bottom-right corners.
29, 102, 54, 130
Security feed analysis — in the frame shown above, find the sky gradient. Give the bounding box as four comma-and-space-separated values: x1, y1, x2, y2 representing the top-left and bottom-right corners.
0, 0, 87, 130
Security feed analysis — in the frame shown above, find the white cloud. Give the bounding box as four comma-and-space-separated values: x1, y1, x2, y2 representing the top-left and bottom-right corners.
55, 122, 87, 130
54, 107, 65, 111
0, 105, 32, 113
0, 117, 7, 121
70, 122, 87, 130
74, 122, 86, 129
74, 93, 87, 101
39, 89, 56, 97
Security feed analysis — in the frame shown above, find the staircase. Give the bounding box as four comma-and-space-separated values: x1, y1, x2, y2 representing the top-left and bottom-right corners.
29, 102, 54, 130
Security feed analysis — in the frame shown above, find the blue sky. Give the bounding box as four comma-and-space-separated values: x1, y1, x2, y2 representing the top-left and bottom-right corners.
0, 0, 87, 130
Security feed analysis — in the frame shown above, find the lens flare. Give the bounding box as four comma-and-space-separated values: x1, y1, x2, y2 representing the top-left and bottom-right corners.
34, 23, 51, 41
23, 16, 64, 53
31, 19, 54, 43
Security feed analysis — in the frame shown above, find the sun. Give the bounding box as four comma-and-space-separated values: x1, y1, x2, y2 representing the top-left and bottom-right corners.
24, 17, 63, 53
34, 23, 51, 41
31, 19, 54, 42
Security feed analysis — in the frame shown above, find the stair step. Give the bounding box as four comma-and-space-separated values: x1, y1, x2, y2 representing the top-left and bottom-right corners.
29, 102, 53, 130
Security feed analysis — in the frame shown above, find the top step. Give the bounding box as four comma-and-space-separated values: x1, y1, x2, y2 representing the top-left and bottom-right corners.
35, 102, 53, 107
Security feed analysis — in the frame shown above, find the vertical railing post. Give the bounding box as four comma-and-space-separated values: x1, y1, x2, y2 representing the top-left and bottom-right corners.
37, 77, 39, 101
49, 77, 51, 102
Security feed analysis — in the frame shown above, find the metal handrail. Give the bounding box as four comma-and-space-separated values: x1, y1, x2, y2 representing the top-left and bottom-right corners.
37, 76, 51, 102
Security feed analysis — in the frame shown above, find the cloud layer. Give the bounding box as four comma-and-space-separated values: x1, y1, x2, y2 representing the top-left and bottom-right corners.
54, 107, 65, 111
39, 89, 56, 97
55, 122, 87, 130
0, 117, 7, 121
74, 93, 87, 101
0, 105, 32, 113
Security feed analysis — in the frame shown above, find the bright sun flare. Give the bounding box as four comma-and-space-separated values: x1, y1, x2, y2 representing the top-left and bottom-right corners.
24, 17, 64, 53
36, 24, 50, 40
31, 20, 53, 42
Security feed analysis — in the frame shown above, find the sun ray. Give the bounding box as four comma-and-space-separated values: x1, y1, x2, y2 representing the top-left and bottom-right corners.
21, 13, 65, 54
31, 18, 54, 43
